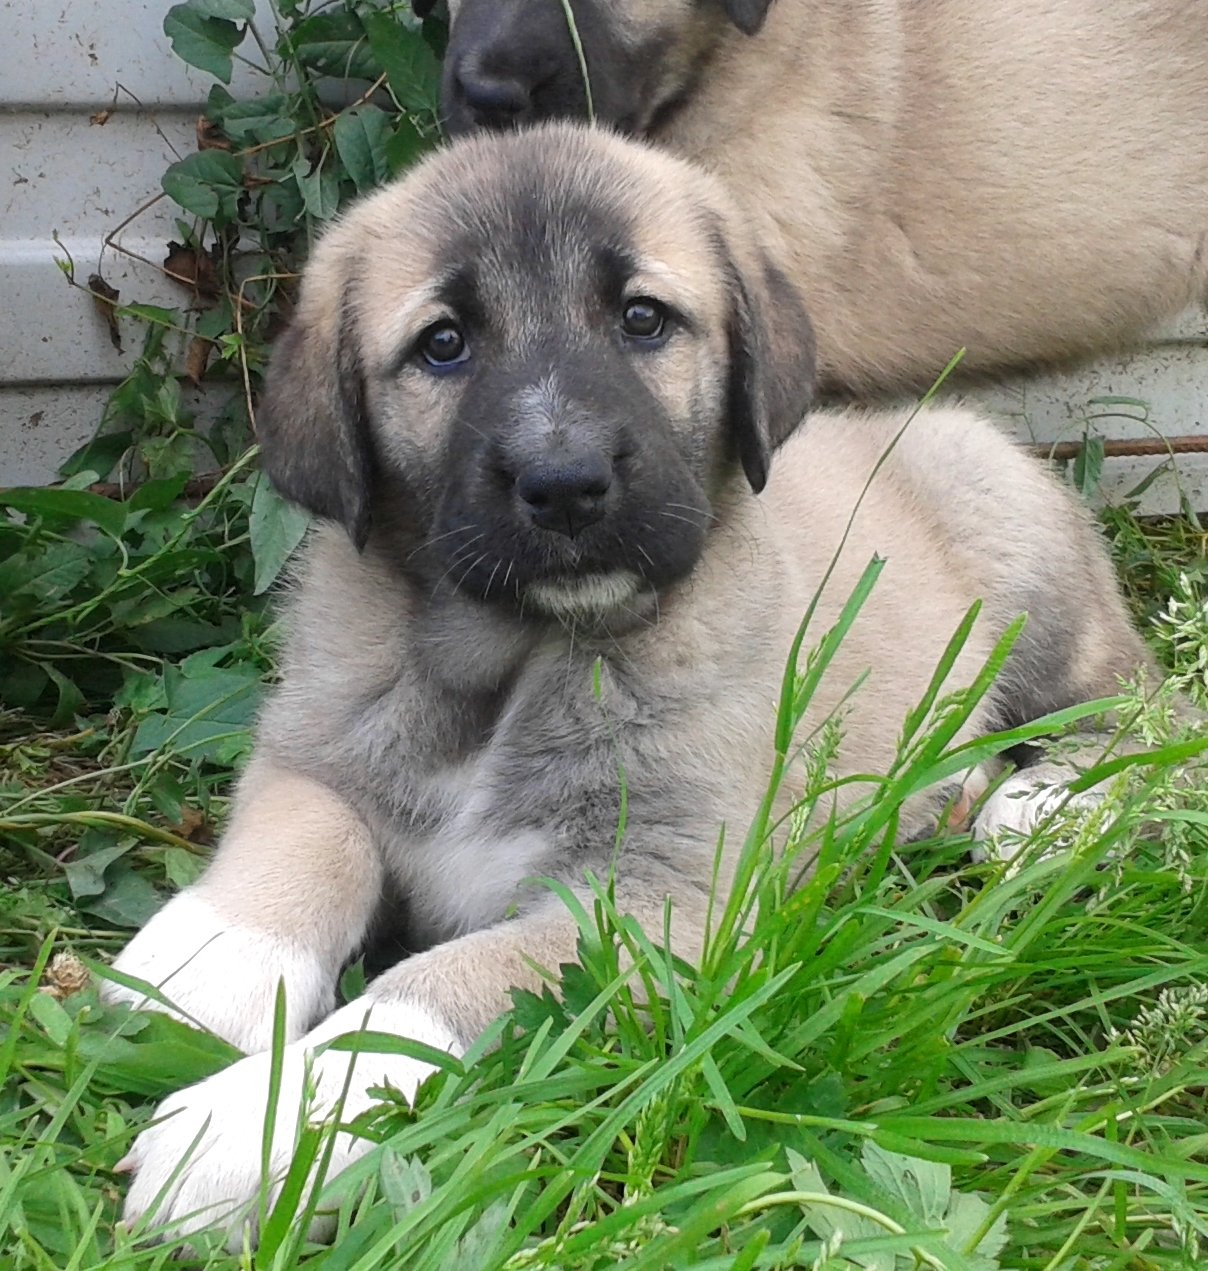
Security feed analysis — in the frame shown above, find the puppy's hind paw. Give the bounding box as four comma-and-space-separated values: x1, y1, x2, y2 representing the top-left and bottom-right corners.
970, 769, 1105, 868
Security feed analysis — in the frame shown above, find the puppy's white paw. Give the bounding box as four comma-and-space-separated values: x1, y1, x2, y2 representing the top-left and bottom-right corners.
103, 891, 334, 1054
971, 770, 1103, 866
120, 996, 463, 1250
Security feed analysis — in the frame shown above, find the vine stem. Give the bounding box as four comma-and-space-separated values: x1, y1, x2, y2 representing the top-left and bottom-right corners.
233, 73, 389, 159
2, 811, 206, 854
732, 1191, 949, 1270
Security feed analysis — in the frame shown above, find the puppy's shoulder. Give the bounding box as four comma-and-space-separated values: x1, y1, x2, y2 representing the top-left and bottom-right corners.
275, 524, 413, 681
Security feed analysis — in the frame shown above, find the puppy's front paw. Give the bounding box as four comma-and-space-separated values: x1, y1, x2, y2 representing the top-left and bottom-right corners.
120, 997, 463, 1250
103, 891, 334, 1054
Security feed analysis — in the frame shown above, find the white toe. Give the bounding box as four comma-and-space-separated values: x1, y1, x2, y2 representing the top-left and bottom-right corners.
120, 995, 463, 1249
103, 891, 334, 1053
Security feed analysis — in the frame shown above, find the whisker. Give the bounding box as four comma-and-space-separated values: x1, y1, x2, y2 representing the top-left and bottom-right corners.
658, 510, 710, 529
429, 534, 486, 596
664, 501, 719, 523
482, 557, 503, 600
452, 551, 490, 596
404, 523, 476, 564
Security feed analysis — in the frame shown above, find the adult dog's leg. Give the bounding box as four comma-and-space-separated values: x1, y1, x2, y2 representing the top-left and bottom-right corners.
119, 872, 708, 1247
103, 759, 383, 1054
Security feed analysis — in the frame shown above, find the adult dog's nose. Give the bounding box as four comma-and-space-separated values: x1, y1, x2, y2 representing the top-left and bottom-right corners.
452, 58, 533, 129
516, 452, 613, 538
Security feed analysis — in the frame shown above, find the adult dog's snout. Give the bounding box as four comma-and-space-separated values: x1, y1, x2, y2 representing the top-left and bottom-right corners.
514, 449, 613, 539
452, 56, 535, 131
442, 13, 586, 138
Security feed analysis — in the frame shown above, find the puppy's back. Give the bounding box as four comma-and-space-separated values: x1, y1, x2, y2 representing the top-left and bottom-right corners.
773, 407, 1155, 722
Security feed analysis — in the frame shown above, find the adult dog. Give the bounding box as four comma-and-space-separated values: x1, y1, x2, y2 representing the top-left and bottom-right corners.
430, 0, 1208, 394
106, 124, 1156, 1244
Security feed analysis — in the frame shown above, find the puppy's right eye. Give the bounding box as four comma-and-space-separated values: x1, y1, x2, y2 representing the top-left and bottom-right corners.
621, 298, 668, 343
418, 322, 470, 370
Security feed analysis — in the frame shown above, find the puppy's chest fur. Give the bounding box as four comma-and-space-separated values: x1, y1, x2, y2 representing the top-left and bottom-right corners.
264, 599, 674, 945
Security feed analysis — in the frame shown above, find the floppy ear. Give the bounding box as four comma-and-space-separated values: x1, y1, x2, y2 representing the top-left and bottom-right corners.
255, 286, 375, 550
726, 252, 816, 492
410, 0, 438, 18
723, 0, 776, 36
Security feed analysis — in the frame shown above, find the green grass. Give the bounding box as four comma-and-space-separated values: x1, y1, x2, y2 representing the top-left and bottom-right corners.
2, 468, 1208, 1269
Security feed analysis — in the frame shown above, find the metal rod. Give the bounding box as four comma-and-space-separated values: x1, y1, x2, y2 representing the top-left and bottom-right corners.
1026, 434, 1208, 461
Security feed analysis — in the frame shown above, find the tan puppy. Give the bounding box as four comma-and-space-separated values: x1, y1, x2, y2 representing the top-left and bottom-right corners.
433, 0, 1208, 393
105, 124, 1156, 1245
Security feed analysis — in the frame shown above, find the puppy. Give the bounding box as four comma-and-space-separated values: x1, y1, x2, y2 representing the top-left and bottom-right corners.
431, 0, 1208, 393
105, 123, 1158, 1245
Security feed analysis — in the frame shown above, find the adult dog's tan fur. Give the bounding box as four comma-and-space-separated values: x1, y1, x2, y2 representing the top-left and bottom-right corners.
105, 125, 1155, 1245
438, 0, 1208, 392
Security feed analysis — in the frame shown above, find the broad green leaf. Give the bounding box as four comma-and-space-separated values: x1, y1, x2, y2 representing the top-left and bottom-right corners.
385, 114, 431, 175
447, 1201, 509, 1267
163, 847, 206, 889
127, 473, 190, 512
0, 486, 126, 538
945, 1190, 1008, 1269
74, 1011, 240, 1096
332, 105, 393, 194
162, 150, 245, 224
130, 663, 264, 761
0, 541, 94, 603
63, 842, 135, 902
121, 302, 183, 327
213, 94, 296, 143
292, 152, 341, 221
250, 474, 311, 595
57, 469, 102, 490
132, 616, 241, 655
44, 663, 85, 727
362, 11, 442, 115
78, 865, 164, 930
109, 586, 201, 631
379, 1148, 433, 1217
290, 12, 379, 81
1073, 433, 1106, 496
163, 3, 247, 83
785, 1150, 893, 1271
141, 431, 201, 480
57, 428, 133, 480
0, 661, 49, 708
186, 0, 254, 19
861, 1142, 950, 1227
27, 992, 73, 1047
338, 958, 367, 1002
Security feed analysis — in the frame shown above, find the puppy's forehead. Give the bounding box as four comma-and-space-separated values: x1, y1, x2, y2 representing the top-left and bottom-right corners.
351, 128, 724, 333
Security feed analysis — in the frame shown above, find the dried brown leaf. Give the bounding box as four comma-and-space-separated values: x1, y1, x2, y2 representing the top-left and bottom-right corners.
184, 335, 212, 386
163, 240, 221, 299
196, 115, 231, 152
172, 805, 211, 842
87, 272, 122, 352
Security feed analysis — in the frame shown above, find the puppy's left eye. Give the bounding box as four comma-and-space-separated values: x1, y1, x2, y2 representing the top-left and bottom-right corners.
621, 298, 668, 343
418, 321, 470, 370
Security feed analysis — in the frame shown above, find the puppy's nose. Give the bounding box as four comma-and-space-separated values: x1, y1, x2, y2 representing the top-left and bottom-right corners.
453, 59, 532, 129
516, 453, 613, 538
